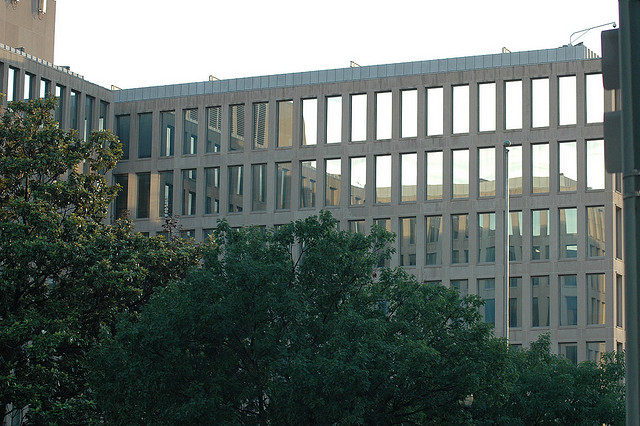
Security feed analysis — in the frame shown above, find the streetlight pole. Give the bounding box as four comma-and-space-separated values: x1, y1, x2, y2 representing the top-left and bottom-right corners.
504, 140, 511, 344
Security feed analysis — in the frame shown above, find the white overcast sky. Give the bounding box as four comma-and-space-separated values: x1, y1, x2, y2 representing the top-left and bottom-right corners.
54, 0, 619, 90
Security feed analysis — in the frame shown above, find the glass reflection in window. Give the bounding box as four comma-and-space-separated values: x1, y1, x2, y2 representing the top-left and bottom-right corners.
451, 214, 469, 264
532, 143, 549, 193
326, 96, 342, 144
325, 159, 341, 206
302, 98, 317, 145
559, 75, 577, 125
426, 151, 443, 200
478, 213, 496, 263
505, 80, 523, 130
376, 92, 392, 140
253, 102, 269, 149
532, 209, 550, 260
586, 139, 605, 190
375, 155, 391, 204
559, 208, 578, 258
453, 85, 469, 134
350, 157, 366, 205
401, 89, 417, 138
278, 100, 293, 147
206, 106, 222, 153
251, 164, 267, 211
183, 108, 198, 155
559, 141, 577, 192
478, 147, 495, 197
401, 153, 417, 202
427, 87, 443, 136
478, 82, 496, 132
425, 216, 442, 265
452, 149, 469, 198
532, 276, 550, 327
351, 94, 366, 142
531, 78, 550, 128
276, 162, 292, 210
300, 161, 317, 208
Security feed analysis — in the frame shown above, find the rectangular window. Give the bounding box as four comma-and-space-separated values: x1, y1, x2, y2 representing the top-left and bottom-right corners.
276, 162, 292, 210
138, 112, 152, 159
69, 90, 79, 130
531, 78, 550, 128
401, 89, 417, 138
478, 212, 496, 263
559, 141, 577, 192
84, 95, 94, 141
326, 96, 342, 144
426, 151, 443, 200
477, 82, 496, 132
351, 94, 367, 142
509, 211, 523, 262
587, 273, 606, 325
452, 85, 469, 134
349, 220, 365, 234
99, 101, 108, 131
478, 279, 496, 325
425, 216, 442, 265
350, 157, 366, 205
532, 209, 550, 260
115, 115, 130, 160
182, 169, 197, 216
559, 207, 578, 258
586, 342, 606, 362
532, 276, 550, 327
510, 277, 522, 328
375, 155, 391, 204
136, 172, 150, 219
160, 111, 175, 157
300, 160, 317, 208
24, 73, 34, 100
205, 167, 220, 214
375, 218, 391, 267
426, 87, 443, 136
400, 217, 416, 266
183, 108, 198, 155
113, 174, 128, 220
401, 153, 417, 202
55, 84, 64, 125
559, 343, 578, 365
451, 214, 469, 264
586, 139, 605, 190
452, 149, 469, 198
616, 207, 622, 259
228, 165, 244, 212
7, 67, 18, 102
252, 102, 269, 149
586, 73, 604, 124
505, 80, 523, 130
301, 98, 317, 145
616, 275, 624, 327
39, 78, 50, 99
251, 164, 267, 211
532, 143, 549, 193
560, 275, 578, 326
587, 206, 606, 257
159, 171, 174, 218
325, 158, 341, 206
229, 104, 245, 151
375, 92, 392, 140
206, 106, 222, 153
508, 145, 522, 195
559, 75, 577, 126
478, 147, 495, 197
277, 100, 294, 147
451, 280, 469, 297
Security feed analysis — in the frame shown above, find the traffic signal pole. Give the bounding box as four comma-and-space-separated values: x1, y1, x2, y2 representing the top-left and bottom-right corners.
619, 0, 640, 423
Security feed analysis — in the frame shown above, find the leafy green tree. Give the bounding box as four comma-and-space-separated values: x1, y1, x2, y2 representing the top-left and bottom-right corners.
0, 98, 203, 424
471, 334, 625, 425
90, 212, 507, 425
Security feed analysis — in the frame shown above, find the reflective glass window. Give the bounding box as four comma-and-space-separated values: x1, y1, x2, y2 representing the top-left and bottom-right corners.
206, 106, 222, 153
510, 277, 522, 328
451, 214, 469, 264
532, 209, 550, 260
138, 112, 152, 159
452, 85, 469, 134
478, 147, 495, 197
113, 174, 128, 220
532, 143, 549, 193
478, 213, 496, 263
586, 73, 604, 124
478, 279, 496, 325
509, 211, 523, 262
136, 172, 150, 219
278, 100, 294, 147
532, 276, 550, 327
351, 94, 367, 142
301, 98, 317, 145
183, 108, 198, 155
252, 102, 269, 149
559, 75, 577, 125
400, 217, 416, 266
426, 151, 443, 200
505, 80, 523, 130
40, 78, 50, 99
252, 164, 267, 211
478, 82, 496, 132
586, 139, 605, 190
401, 153, 417, 202
559, 141, 577, 192
559, 342, 578, 365
181, 169, 197, 216
531, 78, 550, 128
376, 92, 392, 140
300, 160, 317, 208
559, 208, 578, 258
587, 274, 606, 325
508, 145, 522, 195
160, 111, 175, 157
99, 101, 108, 131
159, 171, 174, 218
326, 96, 342, 144
616, 275, 624, 327
325, 159, 341, 206
84, 95, 94, 141
452, 149, 469, 198
401, 89, 417, 138
24, 73, 34, 100
55, 84, 64, 125
375, 155, 391, 204
205, 167, 220, 214
228, 165, 244, 212
587, 206, 606, 257
350, 157, 366, 205
587, 342, 606, 362
69, 90, 79, 130
7, 67, 17, 102
349, 220, 366, 234
560, 275, 578, 326
451, 280, 469, 297
374, 218, 391, 267
276, 162, 292, 210
425, 216, 442, 265
115, 115, 130, 160
426, 87, 443, 136
229, 104, 245, 151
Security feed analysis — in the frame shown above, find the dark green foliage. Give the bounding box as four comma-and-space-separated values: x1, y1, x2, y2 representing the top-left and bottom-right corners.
90, 212, 503, 425
0, 98, 203, 423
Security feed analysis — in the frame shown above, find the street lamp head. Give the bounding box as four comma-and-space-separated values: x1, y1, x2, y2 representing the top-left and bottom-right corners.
504, 140, 512, 147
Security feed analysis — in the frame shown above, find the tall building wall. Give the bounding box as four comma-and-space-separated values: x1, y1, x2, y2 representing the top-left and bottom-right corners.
1, 0, 56, 63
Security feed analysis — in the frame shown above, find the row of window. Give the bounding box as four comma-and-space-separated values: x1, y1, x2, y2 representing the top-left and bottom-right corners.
2, 63, 110, 138
116, 74, 604, 160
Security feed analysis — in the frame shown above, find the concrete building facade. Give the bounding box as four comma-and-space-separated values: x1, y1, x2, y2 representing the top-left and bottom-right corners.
0, 4, 623, 366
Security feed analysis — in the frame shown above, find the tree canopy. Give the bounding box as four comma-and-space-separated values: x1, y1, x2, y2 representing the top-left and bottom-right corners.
0, 98, 203, 423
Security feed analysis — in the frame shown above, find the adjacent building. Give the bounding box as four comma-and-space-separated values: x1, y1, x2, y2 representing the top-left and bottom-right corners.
0, 0, 624, 367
